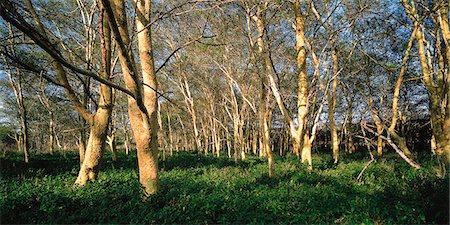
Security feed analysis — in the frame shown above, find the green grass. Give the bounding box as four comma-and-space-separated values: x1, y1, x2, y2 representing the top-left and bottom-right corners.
1, 151, 448, 224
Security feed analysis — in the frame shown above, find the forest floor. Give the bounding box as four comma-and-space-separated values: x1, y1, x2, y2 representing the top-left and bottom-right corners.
0, 150, 448, 224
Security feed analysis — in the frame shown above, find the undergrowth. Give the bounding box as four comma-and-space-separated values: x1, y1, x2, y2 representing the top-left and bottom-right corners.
0, 151, 448, 224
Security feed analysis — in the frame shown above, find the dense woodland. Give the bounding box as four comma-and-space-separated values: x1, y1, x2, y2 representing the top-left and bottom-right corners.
0, 0, 449, 223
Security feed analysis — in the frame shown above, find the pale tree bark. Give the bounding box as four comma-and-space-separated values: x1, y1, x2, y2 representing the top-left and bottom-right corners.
49, 111, 55, 154
200, 117, 210, 155
107, 110, 118, 162
251, 131, 257, 156
157, 101, 166, 160
311, 2, 340, 163
120, 106, 131, 155
78, 134, 86, 164
163, 39, 202, 153
134, 0, 160, 194
177, 114, 189, 151
222, 85, 246, 161
107, 131, 117, 161
167, 106, 174, 156
263, 0, 312, 169
22, 0, 113, 186
436, 3, 450, 162
342, 84, 356, 154
229, 83, 244, 161
105, 0, 159, 195
401, 0, 449, 162
37, 80, 56, 155
214, 115, 232, 158
250, 3, 275, 177
4, 25, 29, 162
75, 0, 113, 186
293, 0, 311, 168
75, 0, 97, 165
388, 27, 417, 157
328, 42, 340, 163
217, 52, 250, 161
207, 99, 220, 157
176, 76, 201, 152
366, 84, 385, 156
78, 77, 90, 165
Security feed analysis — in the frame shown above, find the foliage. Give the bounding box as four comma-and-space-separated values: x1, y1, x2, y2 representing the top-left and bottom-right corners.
0, 152, 448, 224
0, 125, 15, 146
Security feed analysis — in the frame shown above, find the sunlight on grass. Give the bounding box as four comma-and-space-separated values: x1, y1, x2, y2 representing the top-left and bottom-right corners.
1, 152, 448, 224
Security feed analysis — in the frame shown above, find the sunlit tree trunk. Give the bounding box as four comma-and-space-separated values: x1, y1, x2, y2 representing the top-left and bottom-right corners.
179, 77, 201, 152
401, 0, 449, 161
208, 101, 220, 157
200, 117, 209, 155
75, 108, 111, 185
107, 0, 160, 195
167, 108, 174, 156
310, 2, 340, 163
157, 101, 166, 160
107, 112, 118, 161
226, 82, 246, 161
38, 85, 57, 155
367, 90, 384, 156
265, 0, 312, 169
177, 114, 188, 151
78, 134, 86, 164
134, 0, 160, 194
388, 27, 417, 157
328, 41, 340, 163
78, 78, 91, 164
437, 5, 450, 161
48, 111, 55, 155
120, 106, 130, 155
75, 1, 113, 186
345, 103, 355, 154
251, 4, 275, 176
76, 0, 96, 165
6, 24, 29, 163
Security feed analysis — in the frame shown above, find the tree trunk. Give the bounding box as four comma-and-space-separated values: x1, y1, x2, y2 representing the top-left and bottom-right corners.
106, 0, 160, 195
134, 0, 160, 195
253, 4, 276, 176
376, 124, 384, 156
6, 24, 29, 163
19, 97, 29, 163
178, 114, 188, 151
167, 109, 174, 156
157, 101, 166, 160
78, 135, 86, 164
344, 97, 356, 154
120, 107, 130, 155
388, 27, 417, 157
49, 111, 55, 155
107, 132, 117, 161
401, 0, 449, 161
328, 41, 340, 163
75, 114, 110, 186
201, 117, 209, 155
75, 3, 113, 186
301, 133, 312, 170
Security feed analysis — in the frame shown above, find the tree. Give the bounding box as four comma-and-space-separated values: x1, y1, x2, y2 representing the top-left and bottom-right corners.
102, 0, 159, 195
2, 25, 29, 162
401, 0, 449, 162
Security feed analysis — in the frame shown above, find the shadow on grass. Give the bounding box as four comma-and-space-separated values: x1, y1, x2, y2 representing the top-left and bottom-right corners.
160, 152, 266, 171
0, 152, 264, 180
1, 152, 448, 224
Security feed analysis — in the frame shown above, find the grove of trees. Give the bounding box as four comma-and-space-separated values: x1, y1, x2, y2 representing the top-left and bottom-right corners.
0, 0, 448, 201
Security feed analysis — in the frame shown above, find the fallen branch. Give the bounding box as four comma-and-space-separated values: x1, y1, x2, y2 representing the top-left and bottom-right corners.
356, 122, 375, 182
361, 121, 421, 169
